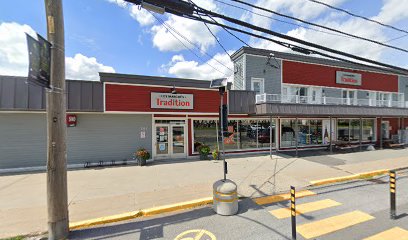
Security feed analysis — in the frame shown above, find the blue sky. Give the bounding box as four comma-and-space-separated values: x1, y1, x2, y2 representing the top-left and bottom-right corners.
0, 0, 407, 80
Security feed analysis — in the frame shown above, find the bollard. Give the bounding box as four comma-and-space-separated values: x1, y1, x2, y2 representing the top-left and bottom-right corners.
390, 171, 396, 219
213, 179, 239, 215
291, 186, 296, 240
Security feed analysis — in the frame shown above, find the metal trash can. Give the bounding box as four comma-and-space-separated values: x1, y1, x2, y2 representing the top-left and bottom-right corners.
213, 179, 238, 215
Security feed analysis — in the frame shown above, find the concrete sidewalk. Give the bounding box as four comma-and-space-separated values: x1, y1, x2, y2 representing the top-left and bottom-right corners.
1, 149, 408, 238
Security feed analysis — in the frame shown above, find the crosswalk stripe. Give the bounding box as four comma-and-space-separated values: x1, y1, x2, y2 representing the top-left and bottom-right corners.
297, 210, 375, 239
269, 199, 341, 219
253, 190, 316, 205
363, 227, 408, 240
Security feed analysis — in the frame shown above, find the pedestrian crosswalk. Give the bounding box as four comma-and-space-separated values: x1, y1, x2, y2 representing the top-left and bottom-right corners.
363, 227, 408, 240
296, 210, 375, 239
258, 194, 408, 239
269, 199, 341, 219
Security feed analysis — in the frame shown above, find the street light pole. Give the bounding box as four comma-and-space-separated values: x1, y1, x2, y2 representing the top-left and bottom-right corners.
44, 0, 69, 239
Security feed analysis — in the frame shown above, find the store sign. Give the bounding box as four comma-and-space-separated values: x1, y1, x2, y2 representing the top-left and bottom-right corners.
336, 71, 362, 86
66, 114, 77, 127
151, 92, 194, 110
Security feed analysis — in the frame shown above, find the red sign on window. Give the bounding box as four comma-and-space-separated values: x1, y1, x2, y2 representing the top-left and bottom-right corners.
66, 114, 77, 127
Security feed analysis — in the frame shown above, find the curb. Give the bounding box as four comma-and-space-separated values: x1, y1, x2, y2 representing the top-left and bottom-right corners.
69, 197, 213, 230
309, 169, 389, 186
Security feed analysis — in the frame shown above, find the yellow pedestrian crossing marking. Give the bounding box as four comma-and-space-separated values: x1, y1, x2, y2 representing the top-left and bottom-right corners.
297, 211, 375, 239
269, 199, 341, 219
363, 227, 408, 240
253, 190, 316, 205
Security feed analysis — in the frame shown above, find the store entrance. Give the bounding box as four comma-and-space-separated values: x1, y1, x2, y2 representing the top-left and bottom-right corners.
155, 120, 186, 159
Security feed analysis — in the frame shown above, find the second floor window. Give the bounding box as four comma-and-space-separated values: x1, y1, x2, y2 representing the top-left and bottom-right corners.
251, 78, 264, 95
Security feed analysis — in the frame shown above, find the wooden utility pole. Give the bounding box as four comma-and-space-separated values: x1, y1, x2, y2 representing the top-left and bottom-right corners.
45, 0, 69, 239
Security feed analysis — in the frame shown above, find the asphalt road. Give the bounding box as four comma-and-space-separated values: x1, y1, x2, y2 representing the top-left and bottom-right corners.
69, 172, 408, 240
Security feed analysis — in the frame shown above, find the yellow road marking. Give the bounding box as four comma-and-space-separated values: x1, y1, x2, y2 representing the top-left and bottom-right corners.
297, 211, 374, 239
253, 190, 316, 205
270, 199, 341, 219
174, 229, 216, 240
364, 227, 408, 240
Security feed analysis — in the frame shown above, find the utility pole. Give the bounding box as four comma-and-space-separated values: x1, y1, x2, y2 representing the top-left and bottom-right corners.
44, 0, 69, 239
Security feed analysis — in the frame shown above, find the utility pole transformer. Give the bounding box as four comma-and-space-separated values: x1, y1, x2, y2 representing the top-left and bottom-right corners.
44, 0, 69, 239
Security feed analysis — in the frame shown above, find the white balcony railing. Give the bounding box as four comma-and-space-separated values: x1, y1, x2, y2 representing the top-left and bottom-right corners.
256, 94, 407, 108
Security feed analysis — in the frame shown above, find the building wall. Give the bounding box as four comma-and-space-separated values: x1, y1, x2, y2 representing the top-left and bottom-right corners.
245, 55, 282, 95
0, 113, 152, 169
399, 75, 408, 102
106, 83, 226, 113
233, 55, 244, 90
283, 60, 399, 92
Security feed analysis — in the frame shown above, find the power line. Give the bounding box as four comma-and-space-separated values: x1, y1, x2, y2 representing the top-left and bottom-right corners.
227, 0, 408, 54
159, 16, 233, 72
306, 0, 408, 35
200, 16, 232, 59
124, 0, 408, 74
149, 12, 232, 77
214, 0, 355, 40
190, 3, 408, 73
185, 11, 408, 75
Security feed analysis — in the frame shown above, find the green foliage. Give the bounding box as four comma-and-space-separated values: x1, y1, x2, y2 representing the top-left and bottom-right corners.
136, 148, 150, 161
198, 145, 211, 156
212, 149, 220, 160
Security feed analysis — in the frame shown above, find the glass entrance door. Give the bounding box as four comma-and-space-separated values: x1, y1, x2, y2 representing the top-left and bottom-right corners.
156, 125, 169, 156
155, 123, 186, 159
171, 125, 185, 156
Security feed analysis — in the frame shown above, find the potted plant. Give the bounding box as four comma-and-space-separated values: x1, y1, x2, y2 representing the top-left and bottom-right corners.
136, 148, 150, 166
198, 145, 211, 160
212, 149, 220, 160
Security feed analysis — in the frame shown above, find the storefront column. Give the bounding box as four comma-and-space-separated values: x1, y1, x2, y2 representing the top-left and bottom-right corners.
359, 117, 363, 152
329, 116, 333, 154
295, 117, 298, 157
380, 117, 383, 149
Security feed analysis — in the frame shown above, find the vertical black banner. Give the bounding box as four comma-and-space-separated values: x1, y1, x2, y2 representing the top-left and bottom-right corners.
26, 33, 51, 88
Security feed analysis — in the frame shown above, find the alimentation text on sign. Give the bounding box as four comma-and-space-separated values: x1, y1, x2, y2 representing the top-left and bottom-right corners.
151, 92, 194, 110
336, 71, 362, 86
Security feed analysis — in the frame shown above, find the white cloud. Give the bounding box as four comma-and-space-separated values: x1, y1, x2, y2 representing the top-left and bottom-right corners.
108, 0, 155, 26
374, 0, 408, 24
0, 22, 36, 76
245, 0, 346, 30
66, 54, 115, 80
0, 22, 115, 80
151, 14, 221, 52
163, 52, 233, 80
129, 5, 155, 26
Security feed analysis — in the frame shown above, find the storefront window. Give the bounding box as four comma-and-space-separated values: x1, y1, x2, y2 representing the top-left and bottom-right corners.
310, 120, 323, 145
258, 119, 274, 148
237, 120, 258, 149
193, 120, 218, 152
362, 119, 375, 141
281, 119, 324, 147
337, 119, 350, 141
297, 120, 310, 145
194, 118, 277, 152
350, 119, 360, 141
224, 120, 239, 150
281, 120, 296, 147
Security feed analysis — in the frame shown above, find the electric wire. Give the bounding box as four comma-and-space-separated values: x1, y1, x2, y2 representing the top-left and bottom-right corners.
149, 12, 232, 77
188, 3, 408, 74
227, 0, 408, 54
214, 0, 355, 40
202, 21, 231, 59
159, 17, 234, 72
306, 0, 408, 35
185, 13, 408, 75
